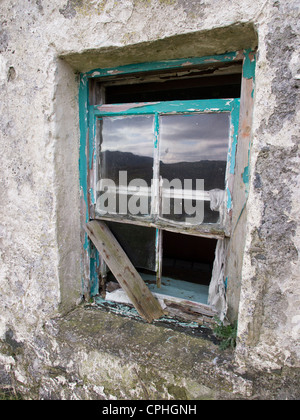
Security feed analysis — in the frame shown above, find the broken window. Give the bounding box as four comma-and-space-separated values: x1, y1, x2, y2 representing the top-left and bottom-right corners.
94, 100, 238, 228
159, 113, 230, 224
97, 115, 154, 218
81, 54, 247, 324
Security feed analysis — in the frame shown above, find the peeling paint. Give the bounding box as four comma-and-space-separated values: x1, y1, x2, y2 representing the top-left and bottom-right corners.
79, 75, 89, 225
154, 112, 159, 149
226, 187, 232, 210
81, 60, 241, 298
228, 99, 240, 176
97, 102, 159, 113
242, 49, 256, 80
85, 51, 240, 79
94, 99, 236, 117
106, 69, 124, 75
181, 61, 193, 66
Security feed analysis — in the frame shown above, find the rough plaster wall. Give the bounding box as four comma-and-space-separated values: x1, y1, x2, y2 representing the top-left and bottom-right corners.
236, 1, 300, 370
0, 0, 299, 388
0, 4, 62, 340
53, 60, 82, 313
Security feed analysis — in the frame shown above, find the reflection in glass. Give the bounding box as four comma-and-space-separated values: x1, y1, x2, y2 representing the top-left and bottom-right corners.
159, 113, 230, 224
96, 115, 154, 217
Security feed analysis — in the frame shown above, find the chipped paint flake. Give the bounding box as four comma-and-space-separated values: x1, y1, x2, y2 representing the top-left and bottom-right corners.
181, 61, 193, 66
107, 70, 123, 75
227, 187, 232, 210
97, 102, 159, 113
243, 49, 256, 80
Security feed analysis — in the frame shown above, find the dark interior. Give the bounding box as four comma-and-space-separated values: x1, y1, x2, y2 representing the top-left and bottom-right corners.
105, 222, 217, 288
162, 231, 217, 286
104, 73, 241, 103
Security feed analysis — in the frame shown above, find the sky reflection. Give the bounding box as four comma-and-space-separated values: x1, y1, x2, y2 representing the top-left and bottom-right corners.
159, 113, 230, 164
100, 113, 230, 164
100, 115, 154, 158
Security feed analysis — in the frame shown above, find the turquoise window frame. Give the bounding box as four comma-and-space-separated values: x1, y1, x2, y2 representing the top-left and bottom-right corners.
92, 98, 240, 225
79, 50, 255, 300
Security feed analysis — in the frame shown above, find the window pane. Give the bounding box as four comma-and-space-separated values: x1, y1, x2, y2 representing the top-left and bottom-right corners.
96, 115, 154, 218
159, 113, 230, 224
106, 222, 156, 272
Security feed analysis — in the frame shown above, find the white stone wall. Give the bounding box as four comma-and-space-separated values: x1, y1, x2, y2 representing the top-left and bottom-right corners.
0, 0, 299, 381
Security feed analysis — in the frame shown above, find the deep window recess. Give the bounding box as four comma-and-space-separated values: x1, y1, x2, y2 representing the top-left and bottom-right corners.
81, 54, 246, 324
95, 100, 239, 230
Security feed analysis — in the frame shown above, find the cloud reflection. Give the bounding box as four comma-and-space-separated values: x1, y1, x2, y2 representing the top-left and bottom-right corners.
100, 113, 230, 164
101, 115, 154, 158
160, 113, 230, 163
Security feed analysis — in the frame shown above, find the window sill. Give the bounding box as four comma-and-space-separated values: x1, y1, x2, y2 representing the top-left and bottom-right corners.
50, 305, 245, 399
94, 285, 217, 328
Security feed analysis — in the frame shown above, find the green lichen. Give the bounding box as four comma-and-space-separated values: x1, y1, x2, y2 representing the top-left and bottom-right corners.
74, 0, 108, 16
133, 0, 151, 5
167, 384, 188, 399
134, 0, 176, 5
158, 0, 177, 5
122, 32, 138, 45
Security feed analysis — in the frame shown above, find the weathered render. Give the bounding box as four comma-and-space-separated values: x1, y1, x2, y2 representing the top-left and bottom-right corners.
0, 0, 299, 399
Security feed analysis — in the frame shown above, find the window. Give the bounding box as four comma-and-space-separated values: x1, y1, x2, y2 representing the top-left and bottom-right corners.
95, 100, 238, 228
79, 51, 255, 324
